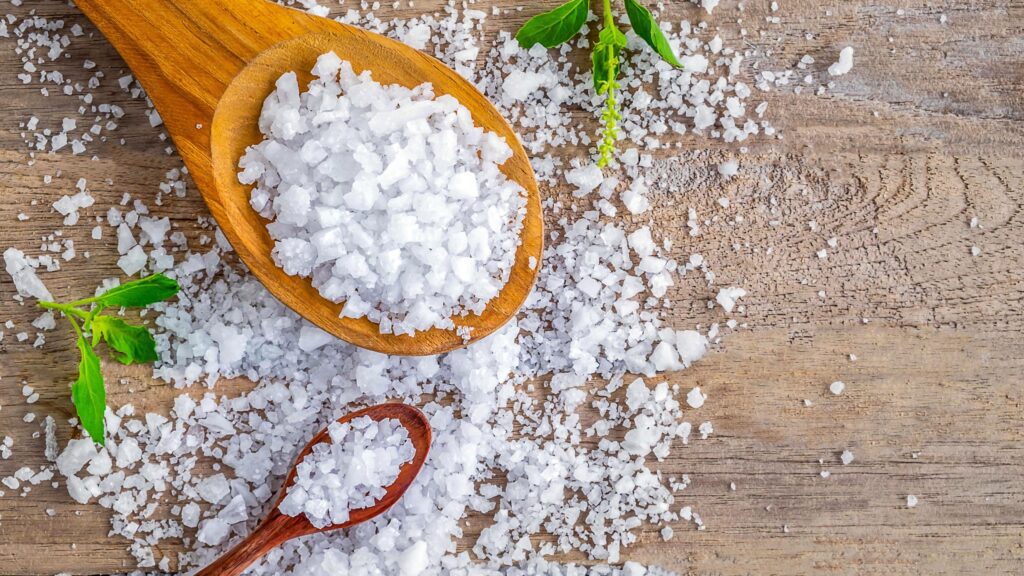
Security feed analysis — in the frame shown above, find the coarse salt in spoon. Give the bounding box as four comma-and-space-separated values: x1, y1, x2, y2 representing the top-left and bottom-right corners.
193, 403, 432, 576
73, 0, 543, 356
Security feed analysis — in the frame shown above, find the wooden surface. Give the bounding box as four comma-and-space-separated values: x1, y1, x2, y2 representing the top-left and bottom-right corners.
0, 0, 1022, 574
75, 0, 544, 357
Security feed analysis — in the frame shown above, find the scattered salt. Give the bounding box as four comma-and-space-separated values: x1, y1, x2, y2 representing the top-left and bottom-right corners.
0, 0, 857, 571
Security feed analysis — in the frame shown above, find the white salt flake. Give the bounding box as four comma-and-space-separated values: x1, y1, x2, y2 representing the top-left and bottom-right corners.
686, 387, 707, 409
398, 540, 429, 576
4, 248, 53, 300
718, 159, 739, 179
716, 286, 747, 313
828, 46, 855, 76
197, 518, 230, 546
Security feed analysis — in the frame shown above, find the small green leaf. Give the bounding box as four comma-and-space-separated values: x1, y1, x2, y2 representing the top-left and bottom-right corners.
72, 336, 106, 445
515, 0, 590, 49
91, 315, 158, 365
592, 24, 627, 93
624, 0, 682, 67
96, 274, 179, 308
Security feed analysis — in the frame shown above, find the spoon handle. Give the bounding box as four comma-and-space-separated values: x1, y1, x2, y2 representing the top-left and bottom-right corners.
193, 512, 296, 576
72, 0, 259, 100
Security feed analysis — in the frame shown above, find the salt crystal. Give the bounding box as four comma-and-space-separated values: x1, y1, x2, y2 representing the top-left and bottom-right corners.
828, 47, 855, 76
686, 387, 707, 409
716, 286, 747, 313
117, 245, 148, 276
621, 178, 651, 214
566, 164, 604, 196
718, 159, 739, 178
197, 473, 230, 504
56, 438, 97, 477
398, 540, 429, 576
196, 518, 230, 546
3, 248, 53, 300
181, 502, 201, 528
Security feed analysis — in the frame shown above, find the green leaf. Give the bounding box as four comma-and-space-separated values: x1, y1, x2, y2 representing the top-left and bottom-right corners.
515, 0, 590, 49
96, 274, 180, 308
72, 336, 106, 446
91, 315, 158, 365
624, 0, 682, 67
592, 24, 627, 93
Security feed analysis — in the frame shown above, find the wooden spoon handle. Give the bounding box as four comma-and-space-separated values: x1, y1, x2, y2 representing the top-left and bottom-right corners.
72, 0, 261, 102
71, 0, 316, 218
193, 513, 295, 576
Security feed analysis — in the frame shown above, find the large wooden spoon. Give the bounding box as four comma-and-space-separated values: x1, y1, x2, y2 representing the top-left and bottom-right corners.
74, 0, 543, 356
194, 403, 432, 576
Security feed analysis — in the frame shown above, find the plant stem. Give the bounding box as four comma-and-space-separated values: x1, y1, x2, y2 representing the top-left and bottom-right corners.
67, 314, 85, 340
67, 295, 101, 307
597, 85, 620, 167
39, 301, 91, 322
596, 0, 621, 167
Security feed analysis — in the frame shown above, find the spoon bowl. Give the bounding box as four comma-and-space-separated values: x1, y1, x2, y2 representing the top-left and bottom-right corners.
75, 0, 543, 356
194, 403, 432, 576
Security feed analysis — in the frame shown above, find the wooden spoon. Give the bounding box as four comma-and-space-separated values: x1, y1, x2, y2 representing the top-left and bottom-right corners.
74, 0, 543, 356
194, 403, 432, 576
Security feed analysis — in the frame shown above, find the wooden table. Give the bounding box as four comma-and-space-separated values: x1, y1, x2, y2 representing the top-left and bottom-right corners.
0, 0, 1021, 574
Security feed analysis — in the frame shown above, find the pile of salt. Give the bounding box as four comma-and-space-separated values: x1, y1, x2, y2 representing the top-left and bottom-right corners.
278, 416, 415, 529
239, 52, 527, 337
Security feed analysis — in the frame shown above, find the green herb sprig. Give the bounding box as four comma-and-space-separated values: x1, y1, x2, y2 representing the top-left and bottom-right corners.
516, 0, 684, 168
39, 274, 180, 445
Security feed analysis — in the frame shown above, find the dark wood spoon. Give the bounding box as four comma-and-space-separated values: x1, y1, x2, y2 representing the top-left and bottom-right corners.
194, 403, 432, 576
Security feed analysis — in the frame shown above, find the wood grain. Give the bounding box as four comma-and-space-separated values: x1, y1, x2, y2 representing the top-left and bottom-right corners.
75, 0, 544, 357
0, 0, 1021, 574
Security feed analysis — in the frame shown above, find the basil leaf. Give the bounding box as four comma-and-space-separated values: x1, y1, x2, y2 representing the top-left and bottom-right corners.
91, 315, 158, 365
592, 24, 627, 93
72, 336, 106, 446
515, 0, 590, 49
625, 0, 682, 67
97, 274, 180, 308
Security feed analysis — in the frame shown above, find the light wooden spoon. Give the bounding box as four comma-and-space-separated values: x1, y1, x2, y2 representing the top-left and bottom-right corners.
74, 0, 543, 356
194, 403, 432, 576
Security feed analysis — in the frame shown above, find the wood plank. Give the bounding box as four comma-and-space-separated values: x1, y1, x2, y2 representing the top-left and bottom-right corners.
0, 0, 1021, 574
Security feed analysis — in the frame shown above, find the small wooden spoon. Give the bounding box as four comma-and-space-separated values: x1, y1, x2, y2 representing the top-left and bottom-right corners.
194, 403, 432, 576
74, 0, 543, 356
